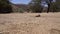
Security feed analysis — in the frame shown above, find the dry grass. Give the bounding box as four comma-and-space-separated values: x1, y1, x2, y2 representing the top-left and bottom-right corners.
0, 13, 60, 34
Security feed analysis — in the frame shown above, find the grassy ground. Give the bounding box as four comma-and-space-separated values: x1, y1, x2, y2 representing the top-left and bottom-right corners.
0, 13, 60, 34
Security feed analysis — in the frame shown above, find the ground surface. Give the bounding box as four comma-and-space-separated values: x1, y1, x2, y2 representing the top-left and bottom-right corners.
0, 13, 60, 34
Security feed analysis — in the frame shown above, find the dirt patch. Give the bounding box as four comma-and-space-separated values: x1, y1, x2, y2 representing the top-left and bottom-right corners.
50, 29, 60, 34
0, 13, 60, 34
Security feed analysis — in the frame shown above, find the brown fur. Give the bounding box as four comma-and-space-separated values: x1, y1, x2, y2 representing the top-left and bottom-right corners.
35, 15, 41, 17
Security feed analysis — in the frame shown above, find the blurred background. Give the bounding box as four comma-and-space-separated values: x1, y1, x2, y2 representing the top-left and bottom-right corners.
0, 0, 60, 13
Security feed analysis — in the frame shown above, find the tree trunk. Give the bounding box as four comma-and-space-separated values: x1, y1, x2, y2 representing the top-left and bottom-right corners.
47, 3, 50, 13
